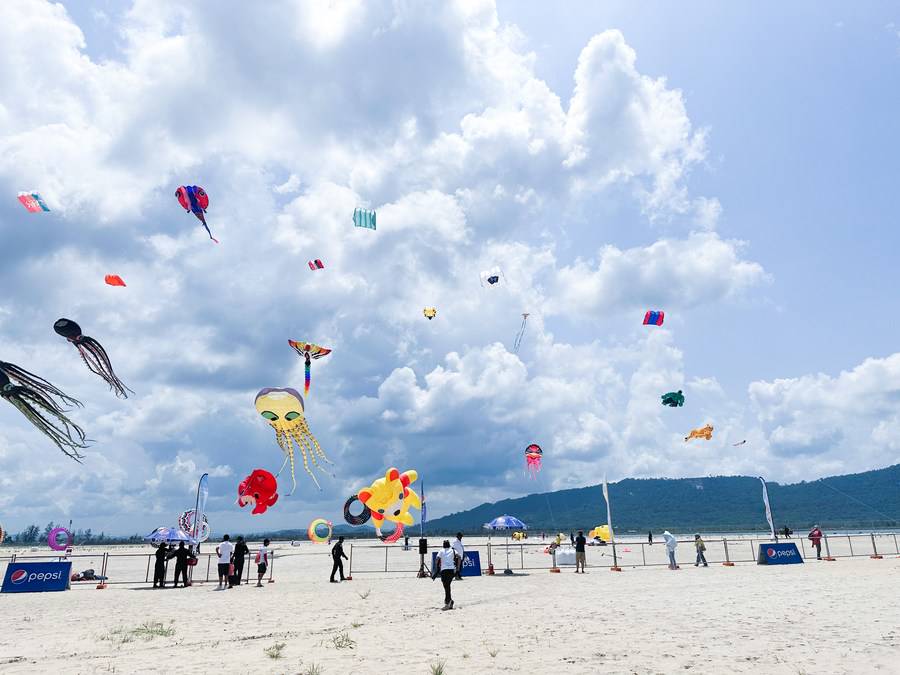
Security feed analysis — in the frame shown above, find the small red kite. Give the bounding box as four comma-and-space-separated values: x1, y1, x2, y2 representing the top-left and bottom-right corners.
104, 275, 126, 287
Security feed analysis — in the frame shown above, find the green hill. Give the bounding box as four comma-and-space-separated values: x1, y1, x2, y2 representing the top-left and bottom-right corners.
422, 465, 900, 534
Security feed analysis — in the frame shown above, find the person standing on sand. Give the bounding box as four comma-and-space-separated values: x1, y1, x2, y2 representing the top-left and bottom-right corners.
648, 531, 653, 545
330, 536, 348, 582
216, 535, 234, 590
232, 536, 249, 586
153, 543, 168, 588
255, 538, 271, 587
663, 531, 679, 569
435, 540, 456, 610
694, 534, 708, 567
571, 530, 587, 573
451, 533, 465, 580
168, 541, 192, 587
808, 525, 824, 560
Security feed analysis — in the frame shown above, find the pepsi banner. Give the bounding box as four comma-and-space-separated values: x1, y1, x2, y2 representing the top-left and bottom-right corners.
2, 561, 72, 593
431, 551, 482, 577
757, 543, 803, 565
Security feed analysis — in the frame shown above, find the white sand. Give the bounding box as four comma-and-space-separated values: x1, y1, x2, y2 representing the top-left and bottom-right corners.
2, 539, 899, 674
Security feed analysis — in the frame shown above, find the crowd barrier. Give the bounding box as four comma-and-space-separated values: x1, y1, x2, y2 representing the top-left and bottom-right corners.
345, 532, 900, 575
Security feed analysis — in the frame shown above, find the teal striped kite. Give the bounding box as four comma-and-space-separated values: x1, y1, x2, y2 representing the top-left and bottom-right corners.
353, 207, 376, 230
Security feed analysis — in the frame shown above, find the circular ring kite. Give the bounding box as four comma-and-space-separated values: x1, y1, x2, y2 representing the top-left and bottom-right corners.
307, 518, 333, 543
177, 509, 210, 542
48, 527, 73, 551
343, 495, 371, 526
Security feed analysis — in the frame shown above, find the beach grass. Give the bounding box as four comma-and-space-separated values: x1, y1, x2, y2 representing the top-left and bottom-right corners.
430, 659, 446, 675
303, 663, 324, 675
357, 588, 372, 600
330, 632, 356, 650
264, 642, 286, 659
101, 621, 175, 644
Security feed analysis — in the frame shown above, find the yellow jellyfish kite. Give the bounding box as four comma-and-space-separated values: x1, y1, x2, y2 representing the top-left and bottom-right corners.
255, 387, 332, 494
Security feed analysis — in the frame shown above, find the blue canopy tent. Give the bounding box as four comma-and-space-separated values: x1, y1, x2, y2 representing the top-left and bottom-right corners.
144, 526, 197, 546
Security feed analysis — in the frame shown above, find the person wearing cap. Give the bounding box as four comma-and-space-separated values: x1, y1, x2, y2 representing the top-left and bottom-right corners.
571, 530, 587, 573
451, 533, 465, 580
435, 540, 456, 610
808, 525, 824, 560
694, 534, 708, 567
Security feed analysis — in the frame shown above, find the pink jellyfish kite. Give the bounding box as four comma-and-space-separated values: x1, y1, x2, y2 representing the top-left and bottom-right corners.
524, 443, 543, 479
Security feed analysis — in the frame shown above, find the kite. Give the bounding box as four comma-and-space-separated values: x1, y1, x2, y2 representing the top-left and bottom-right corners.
343, 467, 421, 543
423, 307, 437, 320
589, 525, 611, 542
17, 192, 50, 212
643, 311, 664, 326
352, 207, 376, 230
287, 340, 332, 397
178, 509, 210, 542
0, 522, 4, 546
307, 518, 332, 543
524, 443, 543, 479
733, 440, 747, 446
175, 185, 218, 243
255, 388, 331, 494
237, 469, 279, 515
513, 313, 529, 353
0, 361, 88, 460
480, 266, 504, 287
104, 275, 126, 287
54, 318, 132, 398
661, 390, 684, 407
685, 424, 714, 442
308, 259, 324, 271
48, 526, 73, 551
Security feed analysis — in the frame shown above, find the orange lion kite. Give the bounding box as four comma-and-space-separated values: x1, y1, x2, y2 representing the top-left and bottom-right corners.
684, 424, 713, 442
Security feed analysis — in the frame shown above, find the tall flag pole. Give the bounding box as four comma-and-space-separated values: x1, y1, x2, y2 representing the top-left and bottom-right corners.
602, 476, 622, 571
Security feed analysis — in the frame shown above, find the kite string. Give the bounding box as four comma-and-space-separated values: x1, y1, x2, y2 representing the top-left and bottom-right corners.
817, 478, 897, 522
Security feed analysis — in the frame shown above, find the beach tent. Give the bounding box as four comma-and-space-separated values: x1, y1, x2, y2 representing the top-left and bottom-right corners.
484, 515, 527, 574
144, 527, 197, 546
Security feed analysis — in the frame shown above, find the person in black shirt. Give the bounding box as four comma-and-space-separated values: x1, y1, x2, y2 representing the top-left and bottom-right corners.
648, 531, 653, 545
232, 536, 249, 586
571, 530, 587, 573
330, 536, 348, 582
153, 544, 169, 588
167, 541, 193, 587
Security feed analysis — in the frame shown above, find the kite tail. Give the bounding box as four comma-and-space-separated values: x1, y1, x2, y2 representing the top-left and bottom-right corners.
0, 361, 83, 409
6, 389, 88, 461
304, 353, 311, 397
75, 337, 133, 399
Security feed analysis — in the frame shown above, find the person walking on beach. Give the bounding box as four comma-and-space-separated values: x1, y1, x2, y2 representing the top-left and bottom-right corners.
452, 533, 465, 580
216, 534, 234, 590
330, 536, 348, 582
808, 525, 824, 560
255, 538, 270, 587
663, 531, 679, 569
694, 534, 708, 567
435, 539, 456, 610
648, 531, 653, 545
571, 530, 587, 573
153, 543, 169, 588
232, 536, 249, 586
168, 541, 192, 587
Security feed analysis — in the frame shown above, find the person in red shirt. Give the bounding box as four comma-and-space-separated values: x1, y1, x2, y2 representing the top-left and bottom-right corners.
808, 525, 823, 560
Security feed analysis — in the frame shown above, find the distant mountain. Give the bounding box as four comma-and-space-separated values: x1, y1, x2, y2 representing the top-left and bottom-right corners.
420, 465, 900, 534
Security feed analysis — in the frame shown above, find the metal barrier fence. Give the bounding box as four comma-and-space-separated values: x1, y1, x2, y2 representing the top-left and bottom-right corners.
347, 532, 900, 575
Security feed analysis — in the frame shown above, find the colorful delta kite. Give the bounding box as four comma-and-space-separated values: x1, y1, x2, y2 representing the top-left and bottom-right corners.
307, 518, 332, 543
643, 310, 664, 326
513, 313, 529, 353
0, 361, 87, 460
237, 469, 279, 515
480, 266, 504, 287
524, 443, 543, 479
287, 340, 332, 397
343, 467, 421, 543
352, 207, 376, 230
17, 192, 50, 212
175, 185, 218, 243
423, 307, 437, 320
54, 319, 132, 398
685, 424, 714, 442
104, 275, 126, 287
255, 388, 332, 494
308, 259, 324, 271
660, 390, 684, 407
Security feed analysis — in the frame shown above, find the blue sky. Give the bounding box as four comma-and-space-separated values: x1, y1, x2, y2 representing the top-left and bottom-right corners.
0, 0, 898, 536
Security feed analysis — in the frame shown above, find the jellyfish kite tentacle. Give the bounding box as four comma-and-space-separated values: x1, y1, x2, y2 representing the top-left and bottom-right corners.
274, 431, 299, 495
300, 418, 333, 467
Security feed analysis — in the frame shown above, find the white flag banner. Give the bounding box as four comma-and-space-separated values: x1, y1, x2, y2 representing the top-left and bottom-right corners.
759, 476, 776, 540
602, 476, 615, 544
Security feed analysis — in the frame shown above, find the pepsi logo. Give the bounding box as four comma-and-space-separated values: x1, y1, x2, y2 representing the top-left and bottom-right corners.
767, 548, 776, 557
10, 569, 28, 584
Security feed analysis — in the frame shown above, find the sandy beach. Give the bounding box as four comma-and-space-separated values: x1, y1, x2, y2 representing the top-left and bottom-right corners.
2, 539, 899, 674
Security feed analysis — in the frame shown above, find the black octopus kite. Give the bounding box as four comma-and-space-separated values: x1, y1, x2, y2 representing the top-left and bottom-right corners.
54, 318, 132, 398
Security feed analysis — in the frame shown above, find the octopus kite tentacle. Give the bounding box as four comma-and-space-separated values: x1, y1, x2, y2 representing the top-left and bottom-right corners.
54, 319, 133, 398
1, 374, 88, 461
0, 360, 82, 410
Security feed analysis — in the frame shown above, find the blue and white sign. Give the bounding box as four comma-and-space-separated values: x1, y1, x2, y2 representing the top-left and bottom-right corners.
2, 561, 72, 593
431, 551, 482, 577
757, 543, 803, 565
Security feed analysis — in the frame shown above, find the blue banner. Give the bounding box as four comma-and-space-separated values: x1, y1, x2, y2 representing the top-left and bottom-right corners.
757, 543, 803, 565
2, 561, 72, 593
431, 551, 482, 577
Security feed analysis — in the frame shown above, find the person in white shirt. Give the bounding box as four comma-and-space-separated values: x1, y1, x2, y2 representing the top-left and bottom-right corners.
451, 532, 465, 580
215, 534, 234, 590
256, 538, 270, 587
435, 540, 457, 610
